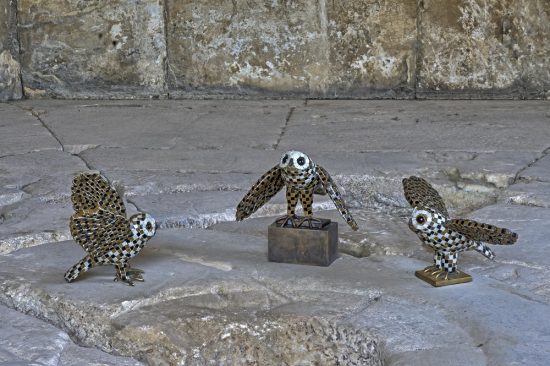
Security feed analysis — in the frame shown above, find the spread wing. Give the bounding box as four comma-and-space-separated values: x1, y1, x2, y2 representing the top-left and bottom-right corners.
70, 207, 133, 255
236, 165, 284, 221
446, 219, 518, 245
71, 172, 126, 216
402, 176, 449, 218
316, 165, 358, 231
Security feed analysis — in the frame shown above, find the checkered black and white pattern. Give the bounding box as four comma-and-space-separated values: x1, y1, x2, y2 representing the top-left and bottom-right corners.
405, 176, 517, 275
410, 209, 473, 272
65, 211, 155, 285
65, 173, 156, 286
235, 151, 359, 230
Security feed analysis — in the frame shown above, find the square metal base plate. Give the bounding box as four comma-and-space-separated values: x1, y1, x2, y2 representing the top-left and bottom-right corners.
268, 218, 338, 266
415, 268, 473, 287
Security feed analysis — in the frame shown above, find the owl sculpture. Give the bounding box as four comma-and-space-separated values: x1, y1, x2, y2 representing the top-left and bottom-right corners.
403, 176, 518, 285
236, 151, 358, 230
64, 172, 156, 286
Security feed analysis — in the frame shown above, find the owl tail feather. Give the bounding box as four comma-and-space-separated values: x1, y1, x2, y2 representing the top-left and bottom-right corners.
64, 255, 96, 283
475, 243, 495, 260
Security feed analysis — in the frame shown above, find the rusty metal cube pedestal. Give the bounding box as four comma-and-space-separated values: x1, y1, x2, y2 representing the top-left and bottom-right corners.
267, 219, 338, 266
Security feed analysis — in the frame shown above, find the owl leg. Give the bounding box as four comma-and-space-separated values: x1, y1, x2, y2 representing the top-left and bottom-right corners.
121, 243, 145, 277
425, 251, 450, 278
423, 251, 442, 274
64, 255, 95, 283
275, 187, 300, 227
432, 252, 459, 280
114, 262, 135, 286
126, 264, 145, 281
296, 187, 323, 229
127, 266, 145, 274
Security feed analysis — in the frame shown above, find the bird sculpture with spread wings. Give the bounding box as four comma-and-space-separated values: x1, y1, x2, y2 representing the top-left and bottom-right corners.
64, 172, 156, 286
236, 151, 358, 230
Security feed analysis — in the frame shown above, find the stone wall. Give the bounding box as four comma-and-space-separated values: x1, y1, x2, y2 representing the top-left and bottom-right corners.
0, 0, 23, 101
0, 0, 548, 100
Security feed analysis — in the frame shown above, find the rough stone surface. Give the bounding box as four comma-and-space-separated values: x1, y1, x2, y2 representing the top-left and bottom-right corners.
0, 231, 384, 365
0, 304, 144, 365
0, 0, 23, 101
165, 0, 327, 97
1, 100, 550, 365
0, 50, 23, 101
326, 0, 417, 97
2, 1, 549, 98
17, 0, 167, 98
166, 0, 417, 98
417, 0, 550, 98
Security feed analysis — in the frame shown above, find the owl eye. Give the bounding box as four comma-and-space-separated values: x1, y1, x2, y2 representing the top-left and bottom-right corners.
297, 157, 306, 166
416, 215, 426, 224
146, 222, 153, 231
282, 155, 288, 164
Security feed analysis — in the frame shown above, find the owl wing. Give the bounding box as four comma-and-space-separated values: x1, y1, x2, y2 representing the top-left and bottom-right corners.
316, 165, 358, 231
71, 172, 126, 216
446, 219, 518, 245
402, 176, 449, 218
70, 207, 133, 255
236, 165, 285, 221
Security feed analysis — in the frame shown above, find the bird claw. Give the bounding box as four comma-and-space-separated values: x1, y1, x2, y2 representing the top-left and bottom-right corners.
127, 267, 145, 274
425, 267, 453, 280
423, 265, 438, 273
429, 269, 447, 279
295, 217, 324, 229
275, 215, 297, 228
113, 276, 135, 286
130, 272, 144, 282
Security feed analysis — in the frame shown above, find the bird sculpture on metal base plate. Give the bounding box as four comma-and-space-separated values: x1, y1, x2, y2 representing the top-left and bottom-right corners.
64, 172, 156, 286
403, 176, 518, 286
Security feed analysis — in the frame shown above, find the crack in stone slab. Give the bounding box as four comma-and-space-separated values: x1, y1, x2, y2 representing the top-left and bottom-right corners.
272, 106, 295, 150
512, 146, 550, 184
11, 104, 97, 171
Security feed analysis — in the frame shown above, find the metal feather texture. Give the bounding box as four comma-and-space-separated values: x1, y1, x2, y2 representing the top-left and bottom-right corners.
70, 207, 132, 255
235, 151, 359, 231
71, 172, 126, 216
402, 176, 449, 218
316, 165, 358, 231
402, 175, 518, 278
65, 172, 156, 286
446, 218, 518, 245
235, 165, 285, 221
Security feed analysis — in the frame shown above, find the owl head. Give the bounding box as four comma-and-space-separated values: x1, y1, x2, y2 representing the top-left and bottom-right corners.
409, 207, 444, 233
129, 212, 157, 238
279, 151, 313, 172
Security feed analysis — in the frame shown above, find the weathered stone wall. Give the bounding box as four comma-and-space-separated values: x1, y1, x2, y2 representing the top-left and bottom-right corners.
0, 0, 23, 101
0, 0, 548, 99
417, 0, 550, 98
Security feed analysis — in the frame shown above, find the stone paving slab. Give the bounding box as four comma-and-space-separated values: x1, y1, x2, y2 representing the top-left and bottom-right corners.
0, 100, 549, 365
520, 152, 550, 182
506, 181, 550, 208
0, 104, 59, 156
285, 100, 550, 152
0, 305, 143, 366
1, 219, 549, 365
0, 229, 385, 365
16, 100, 299, 151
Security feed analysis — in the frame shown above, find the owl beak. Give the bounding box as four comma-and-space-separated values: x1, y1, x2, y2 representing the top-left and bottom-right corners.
288, 158, 293, 165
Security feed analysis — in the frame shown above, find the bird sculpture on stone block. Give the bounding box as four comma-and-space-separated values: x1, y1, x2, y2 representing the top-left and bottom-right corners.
64, 172, 156, 286
403, 176, 518, 285
236, 150, 358, 230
